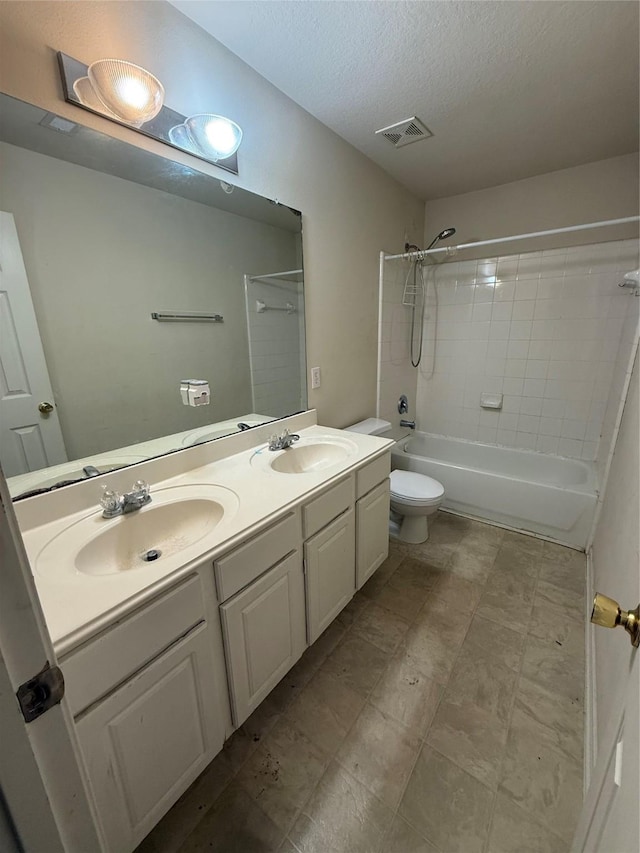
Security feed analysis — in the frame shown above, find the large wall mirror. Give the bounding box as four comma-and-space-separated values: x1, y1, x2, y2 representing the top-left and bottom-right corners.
0, 94, 307, 499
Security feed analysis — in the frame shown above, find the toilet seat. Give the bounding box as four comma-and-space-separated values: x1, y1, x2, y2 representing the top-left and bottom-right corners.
390, 470, 445, 506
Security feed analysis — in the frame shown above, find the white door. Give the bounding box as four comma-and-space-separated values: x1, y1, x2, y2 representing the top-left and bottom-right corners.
0, 463, 103, 852
305, 507, 356, 644
572, 349, 639, 852
0, 211, 67, 476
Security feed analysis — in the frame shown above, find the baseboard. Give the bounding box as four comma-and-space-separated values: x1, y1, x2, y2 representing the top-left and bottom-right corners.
583, 548, 597, 795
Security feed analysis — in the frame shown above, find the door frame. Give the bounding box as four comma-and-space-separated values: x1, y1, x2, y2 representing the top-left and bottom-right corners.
0, 462, 103, 852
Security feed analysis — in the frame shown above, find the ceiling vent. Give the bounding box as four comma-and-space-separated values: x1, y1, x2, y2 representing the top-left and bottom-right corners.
375, 116, 433, 148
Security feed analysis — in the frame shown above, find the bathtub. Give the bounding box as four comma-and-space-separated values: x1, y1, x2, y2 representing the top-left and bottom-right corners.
392, 432, 598, 549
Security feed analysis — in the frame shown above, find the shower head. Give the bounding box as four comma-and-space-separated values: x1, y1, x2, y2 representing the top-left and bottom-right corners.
426, 227, 456, 251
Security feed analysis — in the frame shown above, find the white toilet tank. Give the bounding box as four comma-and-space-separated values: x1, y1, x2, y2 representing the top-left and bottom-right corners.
345, 418, 391, 436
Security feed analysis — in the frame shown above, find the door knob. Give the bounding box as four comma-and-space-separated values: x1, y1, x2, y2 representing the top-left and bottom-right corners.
591, 593, 640, 648
38, 401, 54, 414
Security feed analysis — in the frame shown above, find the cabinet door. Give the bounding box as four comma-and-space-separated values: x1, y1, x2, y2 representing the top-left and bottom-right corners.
75, 623, 223, 853
356, 479, 390, 590
305, 507, 356, 644
220, 550, 306, 727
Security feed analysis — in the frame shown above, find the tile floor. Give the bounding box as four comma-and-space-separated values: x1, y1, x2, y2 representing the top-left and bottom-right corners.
137, 512, 586, 853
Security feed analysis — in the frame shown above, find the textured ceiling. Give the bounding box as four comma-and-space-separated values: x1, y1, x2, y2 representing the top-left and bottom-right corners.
170, 1, 639, 201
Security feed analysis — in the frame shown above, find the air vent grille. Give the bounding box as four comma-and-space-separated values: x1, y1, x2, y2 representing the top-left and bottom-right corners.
375, 116, 433, 148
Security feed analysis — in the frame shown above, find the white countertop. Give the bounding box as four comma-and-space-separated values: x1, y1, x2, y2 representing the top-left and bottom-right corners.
17, 415, 393, 655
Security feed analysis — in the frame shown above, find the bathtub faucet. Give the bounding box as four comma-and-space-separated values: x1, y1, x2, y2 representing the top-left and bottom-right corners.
400, 419, 416, 429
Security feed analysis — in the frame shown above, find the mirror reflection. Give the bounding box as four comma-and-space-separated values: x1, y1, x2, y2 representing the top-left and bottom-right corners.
0, 94, 306, 498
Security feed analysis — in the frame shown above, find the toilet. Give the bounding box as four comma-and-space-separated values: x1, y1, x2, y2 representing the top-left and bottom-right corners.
346, 418, 445, 544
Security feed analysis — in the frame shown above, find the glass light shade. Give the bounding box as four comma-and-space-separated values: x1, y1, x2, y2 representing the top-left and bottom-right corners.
73, 76, 121, 119
87, 59, 164, 127
171, 114, 242, 162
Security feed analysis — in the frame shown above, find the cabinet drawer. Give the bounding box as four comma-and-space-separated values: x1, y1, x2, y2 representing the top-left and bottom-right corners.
356, 452, 391, 499
62, 574, 206, 717
303, 475, 355, 538
215, 510, 301, 602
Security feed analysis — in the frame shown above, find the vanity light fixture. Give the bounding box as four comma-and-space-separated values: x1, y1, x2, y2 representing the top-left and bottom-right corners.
169, 114, 243, 162
77, 59, 165, 127
58, 52, 241, 175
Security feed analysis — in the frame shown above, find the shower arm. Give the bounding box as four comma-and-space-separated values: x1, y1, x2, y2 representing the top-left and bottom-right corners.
385, 216, 640, 261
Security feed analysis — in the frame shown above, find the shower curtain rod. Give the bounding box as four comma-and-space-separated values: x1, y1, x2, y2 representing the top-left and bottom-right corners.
384, 216, 640, 261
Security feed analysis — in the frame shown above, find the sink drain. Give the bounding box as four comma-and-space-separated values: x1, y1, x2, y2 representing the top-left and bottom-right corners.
141, 549, 162, 562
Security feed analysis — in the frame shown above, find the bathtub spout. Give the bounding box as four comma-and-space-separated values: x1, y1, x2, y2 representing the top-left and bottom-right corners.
400, 419, 416, 429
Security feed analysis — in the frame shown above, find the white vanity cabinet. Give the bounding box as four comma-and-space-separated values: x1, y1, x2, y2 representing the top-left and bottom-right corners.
215, 510, 306, 727
356, 479, 391, 589
63, 571, 226, 853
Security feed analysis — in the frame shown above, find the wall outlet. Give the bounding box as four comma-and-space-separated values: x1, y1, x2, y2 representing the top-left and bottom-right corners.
310, 366, 321, 389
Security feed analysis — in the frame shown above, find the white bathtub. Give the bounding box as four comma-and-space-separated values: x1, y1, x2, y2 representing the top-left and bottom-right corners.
392, 432, 598, 549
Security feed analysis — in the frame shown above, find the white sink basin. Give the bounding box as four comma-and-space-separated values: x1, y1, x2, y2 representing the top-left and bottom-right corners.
36, 484, 239, 579
252, 436, 358, 474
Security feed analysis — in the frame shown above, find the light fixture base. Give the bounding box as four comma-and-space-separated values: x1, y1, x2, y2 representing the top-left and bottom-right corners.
57, 52, 239, 175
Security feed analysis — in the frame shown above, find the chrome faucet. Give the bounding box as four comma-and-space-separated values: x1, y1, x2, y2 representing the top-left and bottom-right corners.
237, 422, 252, 431
268, 429, 300, 451
83, 465, 101, 478
100, 480, 151, 518
400, 419, 416, 429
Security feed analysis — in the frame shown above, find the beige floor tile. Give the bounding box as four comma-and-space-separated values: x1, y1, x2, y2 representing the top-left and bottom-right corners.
387, 556, 443, 594
431, 572, 484, 614
484, 565, 537, 603
487, 792, 569, 853
285, 669, 365, 756
528, 601, 585, 656
521, 634, 584, 705
277, 840, 300, 853
501, 530, 545, 555
382, 815, 439, 853
492, 544, 542, 577
290, 761, 392, 853
137, 751, 235, 853
237, 719, 328, 833
178, 782, 283, 853
461, 522, 506, 548
412, 539, 456, 569
535, 580, 585, 622
401, 605, 467, 684
514, 676, 584, 763
541, 540, 586, 570
336, 703, 421, 809
428, 513, 473, 547
475, 594, 533, 635
374, 580, 429, 621
427, 699, 509, 789
370, 650, 443, 737
447, 544, 499, 584
360, 551, 403, 599
399, 746, 493, 853
322, 635, 391, 697
335, 591, 370, 628
463, 614, 526, 671
351, 600, 411, 653
445, 642, 519, 724
538, 558, 586, 596
499, 708, 583, 843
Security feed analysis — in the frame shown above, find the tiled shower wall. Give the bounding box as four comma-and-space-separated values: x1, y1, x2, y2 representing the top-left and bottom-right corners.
245, 277, 306, 417
379, 239, 639, 461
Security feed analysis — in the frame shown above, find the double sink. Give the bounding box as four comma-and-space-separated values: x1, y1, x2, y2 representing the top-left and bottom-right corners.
35, 436, 358, 580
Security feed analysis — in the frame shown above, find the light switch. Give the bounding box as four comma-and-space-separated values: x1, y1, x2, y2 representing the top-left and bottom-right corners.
311, 366, 321, 389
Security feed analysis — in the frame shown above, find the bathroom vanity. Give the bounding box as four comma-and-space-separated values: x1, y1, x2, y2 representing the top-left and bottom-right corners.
15, 412, 391, 853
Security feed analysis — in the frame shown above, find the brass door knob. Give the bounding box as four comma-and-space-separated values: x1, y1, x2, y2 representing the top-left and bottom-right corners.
591, 593, 640, 648
38, 401, 54, 414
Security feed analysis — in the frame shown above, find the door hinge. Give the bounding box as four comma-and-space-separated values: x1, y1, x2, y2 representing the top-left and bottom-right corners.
16, 661, 65, 723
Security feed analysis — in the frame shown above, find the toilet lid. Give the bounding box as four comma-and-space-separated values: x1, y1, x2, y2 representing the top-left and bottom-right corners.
390, 470, 444, 502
